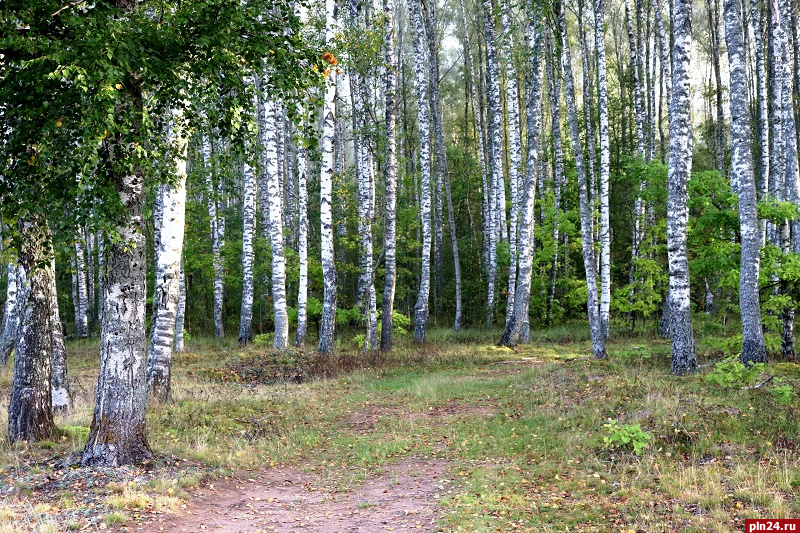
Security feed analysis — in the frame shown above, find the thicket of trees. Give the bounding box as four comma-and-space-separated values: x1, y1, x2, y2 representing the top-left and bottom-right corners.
1, 0, 799, 464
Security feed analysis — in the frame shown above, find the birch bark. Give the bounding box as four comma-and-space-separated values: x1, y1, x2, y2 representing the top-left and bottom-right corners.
204, 131, 225, 339
499, 12, 544, 346
722, 0, 767, 365
558, 0, 607, 359
238, 159, 256, 347
263, 100, 290, 349
0, 263, 22, 365
483, 0, 503, 327
667, 0, 699, 375
8, 216, 55, 443
381, 0, 400, 350
147, 114, 188, 402
595, 0, 612, 338
49, 256, 70, 415
319, 0, 338, 355
295, 117, 309, 348
411, 0, 433, 342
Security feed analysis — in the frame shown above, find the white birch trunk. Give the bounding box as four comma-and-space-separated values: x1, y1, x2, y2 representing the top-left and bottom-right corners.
558, 0, 607, 359
73, 238, 89, 338
203, 131, 225, 339
723, 0, 768, 365
667, 0, 699, 375
381, 0, 400, 350
503, 7, 523, 326
751, 0, 769, 245
0, 262, 22, 365
319, 0, 338, 354
595, 0, 612, 338
411, 0, 433, 342
483, 0, 503, 327
295, 117, 310, 348
174, 262, 186, 352
49, 255, 71, 415
239, 159, 256, 347
500, 13, 544, 346
261, 99, 290, 349
146, 114, 188, 403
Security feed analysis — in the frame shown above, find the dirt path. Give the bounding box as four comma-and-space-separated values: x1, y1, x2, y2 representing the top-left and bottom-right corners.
137, 457, 452, 532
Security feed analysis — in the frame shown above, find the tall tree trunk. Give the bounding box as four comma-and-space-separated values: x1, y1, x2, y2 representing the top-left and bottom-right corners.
483, 0, 503, 327
73, 237, 89, 338
381, 0, 399, 350
204, 131, 225, 339
502, 7, 523, 327
667, 0, 699, 375
263, 100, 290, 349
499, 12, 544, 346
239, 159, 256, 347
558, 0, 607, 359
723, 0, 767, 365
8, 216, 55, 443
84, 227, 95, 330
706, 0, 726, 175
545, 38, 565, 328
319, 0, 339, 355
751, 0, 769, 242
295, 119, 310, 348
83, 165, 153, 465
595, 0, 612, 338
411, 0, 433, 342
0, 262, 23, 365
49, 255, 71, 415
424, 0, 462, 331
147, 115, 188, 403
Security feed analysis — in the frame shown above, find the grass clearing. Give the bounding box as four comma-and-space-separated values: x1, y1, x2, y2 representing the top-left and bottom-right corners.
0, 327, 798, 531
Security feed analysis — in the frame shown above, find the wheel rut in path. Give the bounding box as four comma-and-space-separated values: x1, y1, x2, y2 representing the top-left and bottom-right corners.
137, 457, 451, 532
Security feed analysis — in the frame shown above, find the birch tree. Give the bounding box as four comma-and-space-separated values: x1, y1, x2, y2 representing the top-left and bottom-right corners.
499, 11, 544, 347
147, 115, 188, 403
8, 216, 55, 443
411, 0, 433, 342
557, 0, 607, 359
666, 0, 699, 375
49, 257, 71, 415
722, 0, 767, 365
295, 119, 310, 348
381, 0, 399, 350
595, 0, 612, 338
319, 0, 339, 354
263, 99, 290, 349
73, 238, 89, 337
0, 263, 22, 365
239, 159, 256, 347
203, 130, 225, 339
483, 0, 503, 327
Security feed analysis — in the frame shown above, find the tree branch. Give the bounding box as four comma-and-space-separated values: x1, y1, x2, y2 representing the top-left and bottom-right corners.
52, 0, 88, 17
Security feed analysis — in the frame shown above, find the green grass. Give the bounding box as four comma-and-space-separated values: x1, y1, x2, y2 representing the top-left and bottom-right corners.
0, 326, 799, 532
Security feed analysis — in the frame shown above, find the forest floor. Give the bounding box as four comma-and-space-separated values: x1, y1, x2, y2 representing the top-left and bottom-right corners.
0, 325, 799, 532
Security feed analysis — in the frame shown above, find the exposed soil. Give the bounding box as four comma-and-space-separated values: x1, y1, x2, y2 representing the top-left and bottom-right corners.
136, 457, 452, 532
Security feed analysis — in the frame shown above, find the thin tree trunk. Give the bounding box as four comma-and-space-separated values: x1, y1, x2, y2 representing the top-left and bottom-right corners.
751, 0, 769, 240
319, 0, 338, 354
0, 263, 22, 365
595, 0, 612, 338
502, 7, 523, 327
558, 0, 607, 359
73, 237, 89, 338
204, 131, 225, 339
724, 0, 767, 365
499, 12, 544, 346
545, 39, 565, 328
483, 0, 503, 327
49, 255, 71, 415
381, 0, 399, 350
238, 159, 256, 347
174, 261, 186, 352
411, 0, 433, 342
667, 0, 699, 375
